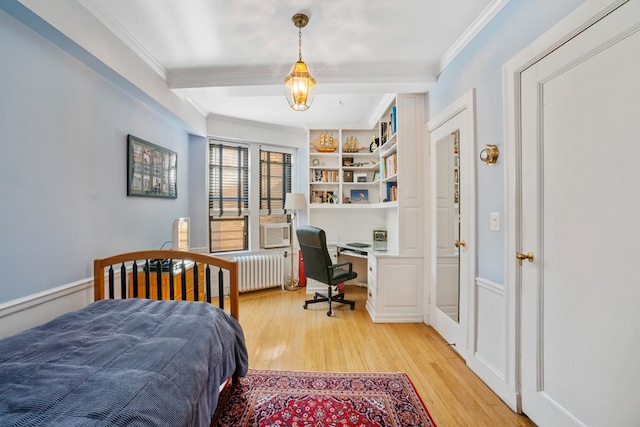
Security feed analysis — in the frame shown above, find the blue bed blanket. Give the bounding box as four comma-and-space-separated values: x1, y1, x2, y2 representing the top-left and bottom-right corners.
0, 298, 248, 426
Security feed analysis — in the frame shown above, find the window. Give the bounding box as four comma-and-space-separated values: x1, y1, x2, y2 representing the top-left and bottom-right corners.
208, 142, 294, 252
259, 150, 292, 224
209, 142, 249, 252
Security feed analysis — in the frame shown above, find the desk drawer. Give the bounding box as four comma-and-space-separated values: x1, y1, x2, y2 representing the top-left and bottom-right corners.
368, 253, 377, 274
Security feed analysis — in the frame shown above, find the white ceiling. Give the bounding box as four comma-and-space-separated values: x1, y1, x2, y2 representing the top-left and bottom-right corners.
78, 0, 501, 130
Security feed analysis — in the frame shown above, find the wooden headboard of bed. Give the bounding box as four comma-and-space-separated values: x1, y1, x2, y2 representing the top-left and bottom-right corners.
94, 250, 239, 320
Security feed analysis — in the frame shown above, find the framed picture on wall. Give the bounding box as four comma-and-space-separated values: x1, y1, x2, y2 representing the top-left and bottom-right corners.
127, 134, 177, 198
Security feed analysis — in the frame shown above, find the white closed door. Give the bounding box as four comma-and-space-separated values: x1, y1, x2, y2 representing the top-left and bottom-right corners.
519, 1, 640, 425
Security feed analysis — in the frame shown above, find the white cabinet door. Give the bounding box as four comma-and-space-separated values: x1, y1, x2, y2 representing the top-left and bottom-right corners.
367, 256, 423, 323
519, 1, 640, 425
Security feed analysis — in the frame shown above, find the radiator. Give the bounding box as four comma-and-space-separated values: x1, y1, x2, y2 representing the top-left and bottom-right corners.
232, 254, 285, 292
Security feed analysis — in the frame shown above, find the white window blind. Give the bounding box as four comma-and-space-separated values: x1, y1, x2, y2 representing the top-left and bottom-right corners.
209, 141, 249, 252
209, 142, 249, 217
259, 150, 292, 216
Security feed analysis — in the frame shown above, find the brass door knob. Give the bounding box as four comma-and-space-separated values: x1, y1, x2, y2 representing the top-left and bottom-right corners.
454, 240, 466, 248
516, 252, 534, 265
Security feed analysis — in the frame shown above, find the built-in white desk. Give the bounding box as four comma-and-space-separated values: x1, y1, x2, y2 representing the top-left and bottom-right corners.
335, 243, 372, 288
317, 242, 423, 323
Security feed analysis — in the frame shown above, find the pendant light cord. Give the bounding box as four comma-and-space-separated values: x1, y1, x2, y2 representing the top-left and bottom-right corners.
298, 27, 303, 61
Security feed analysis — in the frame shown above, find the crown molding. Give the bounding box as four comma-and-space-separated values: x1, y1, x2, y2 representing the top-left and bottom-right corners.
78, 0, 168, 80
440, 0, 510, 73
75, 0, 503, 90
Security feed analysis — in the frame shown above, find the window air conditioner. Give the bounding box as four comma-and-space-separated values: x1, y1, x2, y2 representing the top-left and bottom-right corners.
260, 223, 290, 249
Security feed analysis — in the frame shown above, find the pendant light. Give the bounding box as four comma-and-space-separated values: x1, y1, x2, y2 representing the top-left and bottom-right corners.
284, 13, 316, 111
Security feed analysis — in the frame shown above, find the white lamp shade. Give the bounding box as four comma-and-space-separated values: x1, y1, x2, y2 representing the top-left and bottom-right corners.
285, 193, 307, 210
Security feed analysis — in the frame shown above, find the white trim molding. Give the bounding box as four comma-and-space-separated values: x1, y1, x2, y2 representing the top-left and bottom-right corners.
0, 279, 94, 339
440, 0, 511, 72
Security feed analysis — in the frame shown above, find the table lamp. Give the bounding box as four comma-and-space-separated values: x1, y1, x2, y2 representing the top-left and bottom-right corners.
284, 192, 307, 290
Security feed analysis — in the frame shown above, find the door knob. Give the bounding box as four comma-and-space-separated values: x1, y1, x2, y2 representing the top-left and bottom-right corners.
516, 252, 534, 265
454, 240, 466, 248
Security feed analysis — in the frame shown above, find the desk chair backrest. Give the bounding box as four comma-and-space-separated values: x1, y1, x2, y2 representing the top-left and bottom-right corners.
296, 225, 335, 285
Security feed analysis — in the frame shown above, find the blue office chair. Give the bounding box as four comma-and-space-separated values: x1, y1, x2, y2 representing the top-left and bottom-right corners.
297, 226, 356, 316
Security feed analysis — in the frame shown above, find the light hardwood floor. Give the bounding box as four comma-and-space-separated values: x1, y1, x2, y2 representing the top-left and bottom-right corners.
234, 285, 535, 427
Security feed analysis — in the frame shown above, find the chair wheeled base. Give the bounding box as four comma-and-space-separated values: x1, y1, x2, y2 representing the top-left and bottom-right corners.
303, 287, 356, 316
296, 226, 358, 317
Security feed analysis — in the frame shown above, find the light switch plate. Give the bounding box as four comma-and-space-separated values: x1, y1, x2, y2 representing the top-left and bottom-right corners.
490, 212, 500, 231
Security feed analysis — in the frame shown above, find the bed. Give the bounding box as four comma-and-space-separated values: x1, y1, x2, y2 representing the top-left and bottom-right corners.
0, 250, 248, 427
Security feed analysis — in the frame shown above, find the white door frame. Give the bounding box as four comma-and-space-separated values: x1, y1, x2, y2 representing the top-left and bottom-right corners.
503, 0, 628, 412
425, 89, 476, 361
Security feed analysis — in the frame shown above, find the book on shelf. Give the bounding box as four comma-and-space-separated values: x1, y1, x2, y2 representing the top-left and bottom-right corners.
312, 169, 339, 182
381, 153, 397, 179
391, 106, 397, 134
385, 182, 398, 202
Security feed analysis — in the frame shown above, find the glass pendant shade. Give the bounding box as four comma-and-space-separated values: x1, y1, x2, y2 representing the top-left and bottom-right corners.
284, 60, 316, 111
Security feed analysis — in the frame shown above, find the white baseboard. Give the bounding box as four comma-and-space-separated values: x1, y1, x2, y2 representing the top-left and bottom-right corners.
0, 278, 94, 339
467, 354, 520, 411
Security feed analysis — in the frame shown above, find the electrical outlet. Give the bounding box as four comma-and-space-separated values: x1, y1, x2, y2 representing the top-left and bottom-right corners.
490, 212, 500, 231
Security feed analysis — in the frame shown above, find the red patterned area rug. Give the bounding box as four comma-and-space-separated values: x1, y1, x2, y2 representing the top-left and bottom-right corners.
211, 369, 437, 427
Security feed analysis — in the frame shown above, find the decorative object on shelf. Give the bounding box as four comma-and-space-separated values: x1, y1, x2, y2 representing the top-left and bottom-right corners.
373, 170, 380, 182
324, 191, 335, 203
284, 193, 307, 290
354, 173, 367, 183
311, 132, 337, 152
380, 122, 388, 145
312, 158, 320, 166
312, 190, 335, 204
480, 144, 499, 164
373, 230, 387, 251
342, 157, 353, 166
284, 13, 315, 111
370, 134, 379, 152
373, 229, 388, 251
343, 170, 353, 182
342, 136, 363, 153
350, 189, 368, 204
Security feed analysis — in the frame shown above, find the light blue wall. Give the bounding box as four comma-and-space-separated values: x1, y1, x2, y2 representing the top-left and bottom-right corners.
427, 0, 585, 284
0, 0, 590, 303
0, 9, 194, 303
187, 134, 208, 251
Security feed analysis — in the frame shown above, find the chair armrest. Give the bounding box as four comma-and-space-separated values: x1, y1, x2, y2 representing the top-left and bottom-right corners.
328, 261, 353, 274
